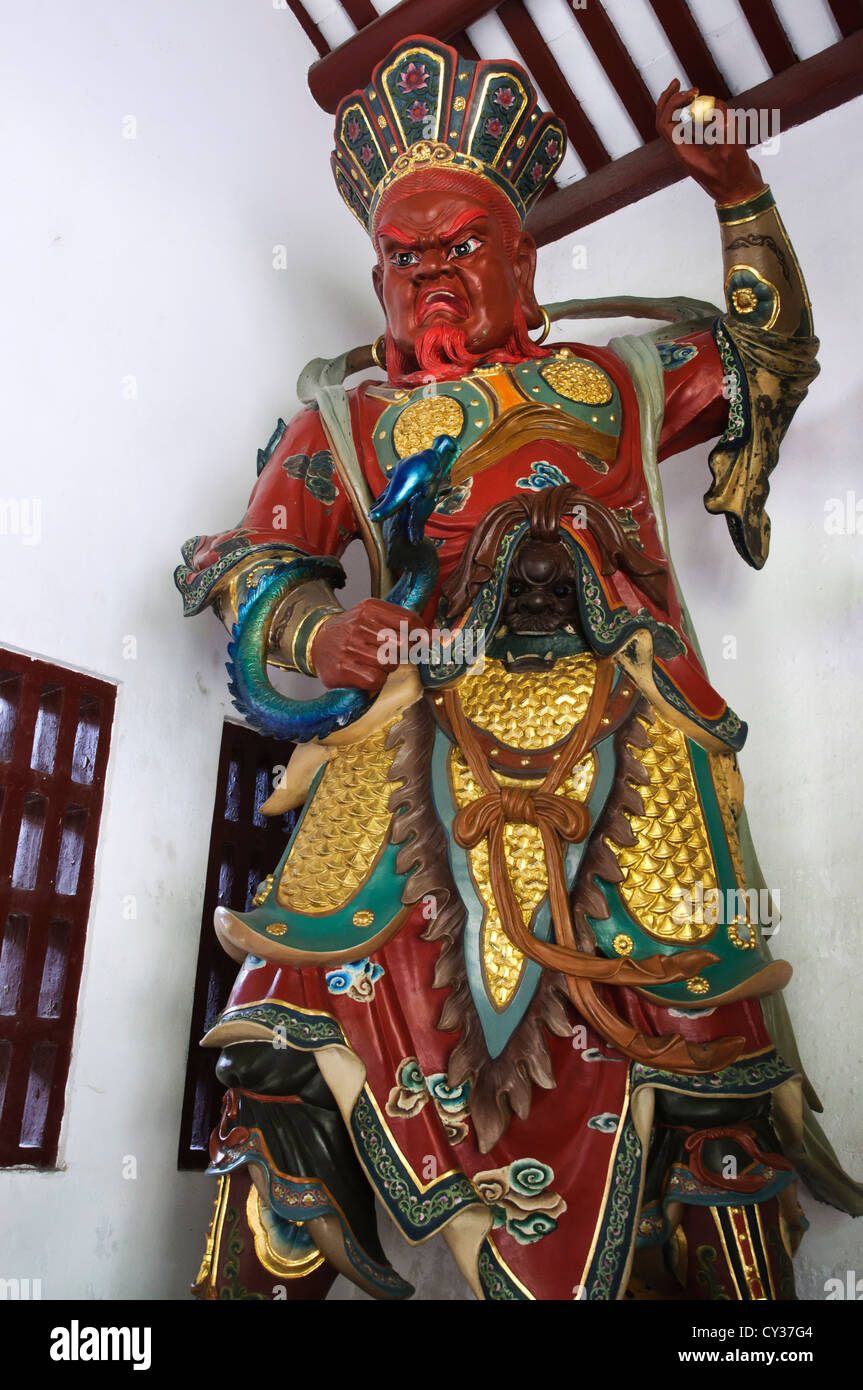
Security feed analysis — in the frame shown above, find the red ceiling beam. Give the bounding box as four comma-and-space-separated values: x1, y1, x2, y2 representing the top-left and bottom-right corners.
738, 0, 797, 74
308, 0, 501, 113
828, 0, 863, 36
339, 0, 379, 27
286, 0, 330, 60
573, 0, 657, 144
497, 0, 609, 172
648, 0, 732, 99
527, 31, 863, 246
449, 28, 481, 62
528, 135, 677, 248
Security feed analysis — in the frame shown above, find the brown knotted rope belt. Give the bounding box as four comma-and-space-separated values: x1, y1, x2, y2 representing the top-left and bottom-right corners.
445, 663, 743, 1073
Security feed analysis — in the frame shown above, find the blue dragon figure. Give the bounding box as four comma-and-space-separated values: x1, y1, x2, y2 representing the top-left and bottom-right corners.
225, 433, 459, 742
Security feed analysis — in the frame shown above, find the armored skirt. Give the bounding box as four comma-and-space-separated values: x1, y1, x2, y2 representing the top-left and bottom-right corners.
196, 649, 803, 1301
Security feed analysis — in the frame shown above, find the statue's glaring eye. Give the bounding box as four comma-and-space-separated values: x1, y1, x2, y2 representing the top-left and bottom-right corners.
447, 237, 482, 259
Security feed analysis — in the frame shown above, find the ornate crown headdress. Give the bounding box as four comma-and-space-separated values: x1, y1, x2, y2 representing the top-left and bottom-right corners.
331, 35, 567, 235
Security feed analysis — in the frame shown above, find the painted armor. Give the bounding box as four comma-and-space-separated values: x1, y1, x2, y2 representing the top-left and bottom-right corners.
175, 35, 860, 1301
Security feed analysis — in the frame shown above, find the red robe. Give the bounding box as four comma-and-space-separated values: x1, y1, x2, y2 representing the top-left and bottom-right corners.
183, 331, 797, 1300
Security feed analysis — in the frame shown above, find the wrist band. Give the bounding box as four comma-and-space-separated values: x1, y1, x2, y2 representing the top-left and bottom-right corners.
291, 607, 340, 678
716, 186, 775, 226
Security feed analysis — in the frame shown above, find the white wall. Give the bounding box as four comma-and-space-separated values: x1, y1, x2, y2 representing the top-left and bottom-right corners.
0, 0, 859, 1301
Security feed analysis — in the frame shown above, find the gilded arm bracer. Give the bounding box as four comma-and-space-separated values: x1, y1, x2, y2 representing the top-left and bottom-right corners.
705, 187, 820, 568
176, 539, 344, 676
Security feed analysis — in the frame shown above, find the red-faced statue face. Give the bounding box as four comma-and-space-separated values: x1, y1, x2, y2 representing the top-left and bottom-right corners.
371, 187, 540, 366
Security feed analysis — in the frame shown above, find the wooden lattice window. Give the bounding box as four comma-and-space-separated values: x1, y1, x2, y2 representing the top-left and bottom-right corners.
177, 721, 296, 1170
0, 649, 115, 1168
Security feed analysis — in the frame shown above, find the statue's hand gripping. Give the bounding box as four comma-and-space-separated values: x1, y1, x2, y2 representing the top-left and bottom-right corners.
311, 597, 424, 693
655, 78, 765, 206
226, 434, 459, 737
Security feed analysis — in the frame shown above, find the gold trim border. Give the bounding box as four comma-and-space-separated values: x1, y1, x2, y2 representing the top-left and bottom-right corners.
245, 1184, 325, 1280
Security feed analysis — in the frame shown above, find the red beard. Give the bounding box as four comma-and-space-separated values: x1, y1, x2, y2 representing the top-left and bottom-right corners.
384, 300, 550, 387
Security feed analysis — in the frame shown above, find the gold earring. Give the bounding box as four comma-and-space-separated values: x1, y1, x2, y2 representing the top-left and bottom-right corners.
371, 334, 387, 370
531, 306, 551, 345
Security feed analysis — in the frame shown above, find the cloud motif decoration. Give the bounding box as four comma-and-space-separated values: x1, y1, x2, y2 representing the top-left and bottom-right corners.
325, 956, 384, 1003
516, 460, 569, 491
385, 1057, 472, 1144
282, 450, 340, 505
472, 1157, 567, 1245
434, 477, 473, 514
656, 341, 699, 371
587, 1113, 620, 1134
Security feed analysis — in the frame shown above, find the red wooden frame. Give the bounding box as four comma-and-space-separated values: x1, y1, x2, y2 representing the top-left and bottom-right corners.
527, 30, 863, 245
177, 721, 297, 1170
287, 0, 863, 246
828, 0, 863, 38
498, 0, 608, 172
738, 0, 797, 74
647, 0, 732, 99
0, 648, 115, 1168
573, 1, 658, 144
308, 0, 500, 111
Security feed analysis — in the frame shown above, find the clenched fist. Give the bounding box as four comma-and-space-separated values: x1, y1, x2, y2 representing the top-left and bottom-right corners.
311, 599, 426, 692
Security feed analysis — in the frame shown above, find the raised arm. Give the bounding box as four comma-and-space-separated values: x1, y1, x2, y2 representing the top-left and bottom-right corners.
656, 80, 811, 338
654, 81, 819, 567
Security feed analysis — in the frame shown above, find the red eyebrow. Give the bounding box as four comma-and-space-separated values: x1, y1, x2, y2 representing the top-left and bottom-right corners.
377, 207, 489, 250
438, 208, 489, 243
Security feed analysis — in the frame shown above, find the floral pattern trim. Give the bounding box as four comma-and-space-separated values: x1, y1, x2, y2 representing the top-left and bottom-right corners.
636, 1161, 796, 1250
214, 1008, 485, 1244
386, 1056, 472, 1144
427, 523, 526, 686
325, 957, 384, 1003
631, 1048, 796, 1098
664, 1160, 794, 1206
174, 537, 307, 617
216, 1000, 347, 1050
651, 664, 745, 751
574, 549, 638, 650
351, 1088, 480, 1236
711, 318, 750, 451
472, 1158, 567, 1245
477, 1240, 531, 1300
209, 1126, 411, 1298
581, 1102, 644, 1300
